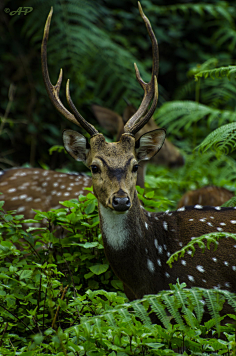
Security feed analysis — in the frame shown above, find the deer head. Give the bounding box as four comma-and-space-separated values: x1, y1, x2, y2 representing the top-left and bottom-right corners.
42, 2, 166, 212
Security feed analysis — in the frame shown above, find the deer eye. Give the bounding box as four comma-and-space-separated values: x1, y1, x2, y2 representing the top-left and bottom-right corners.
91, 165, 99, 174
132, 164, 139, 173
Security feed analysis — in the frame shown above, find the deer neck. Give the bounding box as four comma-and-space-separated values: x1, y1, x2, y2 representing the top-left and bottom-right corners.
99, 191, 148, 250
98, 191, 167, 299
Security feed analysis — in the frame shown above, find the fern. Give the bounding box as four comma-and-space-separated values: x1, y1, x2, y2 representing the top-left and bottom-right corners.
222, 196, 236, 207
132, 302, 152, 326
19, 0, 155, 114
150, 3, 233, 23
187, 288, 205, 323
195, 66, 236, 81
203, 289, 224, 335
197, 122, 236, 154
155, 101, 236, 133
148, 297, 170, 329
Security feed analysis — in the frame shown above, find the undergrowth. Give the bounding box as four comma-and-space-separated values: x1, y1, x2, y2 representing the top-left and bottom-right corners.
0, 189, 236, 355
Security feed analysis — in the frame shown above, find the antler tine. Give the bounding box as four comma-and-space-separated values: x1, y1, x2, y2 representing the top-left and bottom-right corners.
66, 80, 98, 136
41, 8, 82, 128
124, 2, 159, 136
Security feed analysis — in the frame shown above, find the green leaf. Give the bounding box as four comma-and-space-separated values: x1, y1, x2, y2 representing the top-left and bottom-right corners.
89, 264, 109, 275
85, 200, 96, 214
18, 270, 33, 280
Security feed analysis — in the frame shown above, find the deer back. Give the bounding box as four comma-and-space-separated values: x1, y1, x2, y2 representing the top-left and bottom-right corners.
0, 168, 91, 219
178, 186, 234, 208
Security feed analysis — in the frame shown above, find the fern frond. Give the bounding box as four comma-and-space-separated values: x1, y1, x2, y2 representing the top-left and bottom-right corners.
161, 293, 186, 330
222, 196, 236, 207
174, 289, 196, 329
155, 101, 236, 133
195, 66, 236, 81
197, 122, 236, 154
220, 290, 236, 313
148, 297, 170, 328
132, 302, 152, 326
188, 288, 205, 323
203, 289, 224, 335
151, 3, 233, 23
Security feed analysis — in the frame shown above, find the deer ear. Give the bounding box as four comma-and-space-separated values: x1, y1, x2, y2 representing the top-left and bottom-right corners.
63, 130, 90, 163
92, 105, 123, 137
135, 129, 166, 162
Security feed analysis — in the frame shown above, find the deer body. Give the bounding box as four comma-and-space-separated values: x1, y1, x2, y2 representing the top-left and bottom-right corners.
41, 3, 236, 303
100, 194, 236, 300
0, 168, 91, 218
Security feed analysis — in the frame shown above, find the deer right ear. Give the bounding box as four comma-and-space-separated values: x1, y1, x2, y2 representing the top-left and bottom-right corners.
63, 130, 90, 163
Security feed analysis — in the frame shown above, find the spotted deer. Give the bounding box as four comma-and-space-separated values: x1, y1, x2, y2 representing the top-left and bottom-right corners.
0, 168, 91, 219
92, 104, 184, 187
41, 3, 236, 301
178, 185, 234, 208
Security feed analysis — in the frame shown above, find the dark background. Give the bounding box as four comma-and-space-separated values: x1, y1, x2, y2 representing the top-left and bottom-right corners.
1, 0, 236, 173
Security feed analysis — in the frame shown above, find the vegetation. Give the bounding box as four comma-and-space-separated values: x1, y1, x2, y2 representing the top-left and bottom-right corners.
1, 0, 236, 354
0, 193, 236, 355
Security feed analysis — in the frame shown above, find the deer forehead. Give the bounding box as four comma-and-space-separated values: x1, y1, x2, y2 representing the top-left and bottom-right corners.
89, 133, 136, 164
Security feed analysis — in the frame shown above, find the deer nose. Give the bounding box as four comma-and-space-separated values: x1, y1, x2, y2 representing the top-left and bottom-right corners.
112, 196, 131, 211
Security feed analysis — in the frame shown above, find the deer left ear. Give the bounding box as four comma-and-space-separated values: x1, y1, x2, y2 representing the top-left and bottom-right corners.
135, 129, 166, 161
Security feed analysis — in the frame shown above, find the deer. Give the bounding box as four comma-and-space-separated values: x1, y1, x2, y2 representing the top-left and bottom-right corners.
0, 168, 91, 220
41, 2, 236, 303
177, 185, 234, 208
92, 103, 184, 187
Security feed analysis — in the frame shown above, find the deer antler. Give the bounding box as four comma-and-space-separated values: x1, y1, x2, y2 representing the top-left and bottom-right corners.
124, 2, 159, 136
41, 7, 98, 136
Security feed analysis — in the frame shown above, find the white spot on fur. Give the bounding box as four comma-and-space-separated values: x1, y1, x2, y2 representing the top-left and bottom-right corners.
157, 258, 161, 266
181, 260, 186, 266
196, 265, 205, 273
217, 227, 223, 231
8, 188, 16, 193
154, 239, 158, 249
215, 206, 221, 210
147, 259, 155, 273
163, 221, 168, 231
145, 222, 148, 230
194, 205, 203, 209
224, 261, 229, 266
177, 207, 185, 212
230, 220, 236, 224
212, 257, 217, 262
188, 275, 195, 282
165, 272, 170, 278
